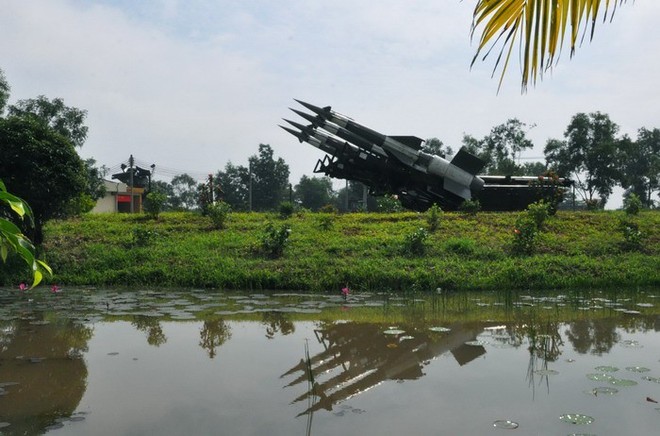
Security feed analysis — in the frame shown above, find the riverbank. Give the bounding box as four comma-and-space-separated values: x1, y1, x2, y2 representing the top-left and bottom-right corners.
4, 210, 659, 291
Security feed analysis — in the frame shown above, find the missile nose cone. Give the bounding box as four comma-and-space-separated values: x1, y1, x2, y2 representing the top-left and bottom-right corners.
294, 99, 331, 118
278, 125, 306, 143
282, 118, 311, 132
289, 108, 319, 125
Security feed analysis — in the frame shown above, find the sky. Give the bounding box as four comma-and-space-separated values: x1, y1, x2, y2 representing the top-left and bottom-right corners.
2, 0, 659, 207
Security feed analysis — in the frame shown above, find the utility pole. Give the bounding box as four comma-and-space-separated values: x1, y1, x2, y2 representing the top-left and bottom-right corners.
248, 162, 253, 212
129, 154, 134, 213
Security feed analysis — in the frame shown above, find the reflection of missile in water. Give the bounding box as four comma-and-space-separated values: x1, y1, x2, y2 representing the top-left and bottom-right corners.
286, 100, 486, 201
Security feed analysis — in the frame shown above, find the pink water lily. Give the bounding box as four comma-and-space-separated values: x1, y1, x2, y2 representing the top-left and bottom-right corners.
18, 282, 28, 291
341, 286, 350, 299
51, 284, 61, 293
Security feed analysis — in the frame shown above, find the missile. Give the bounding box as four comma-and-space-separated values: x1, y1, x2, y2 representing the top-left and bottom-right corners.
292, 100, 486, 200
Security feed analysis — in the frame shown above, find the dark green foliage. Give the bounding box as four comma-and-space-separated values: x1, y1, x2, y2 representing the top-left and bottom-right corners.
623, 193, 642, 216
144, 192, 168, 219
131, 227, 158, 247
511, 216, 538, 255
526, 200, 549, 230
422, 137, 453, 158
278, 201, 294, 219
294, 175, 334, 211
403, 227, 429, 256
376, 195, 403, 213
260, 222, 290, 258
619, 218, 644, 252
249, 144, 290, 211
0, 116, 87, 244
317, 214, 335, 231
443, 237, 476, 255
207, 201, 232, 230
425, 204, 442, 232
459, 199, 481, 215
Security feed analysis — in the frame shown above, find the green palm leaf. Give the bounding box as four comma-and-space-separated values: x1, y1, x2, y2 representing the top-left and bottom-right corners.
471, 0, 630, 92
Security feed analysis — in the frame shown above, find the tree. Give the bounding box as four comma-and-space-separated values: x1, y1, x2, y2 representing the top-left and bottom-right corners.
294, 175, 335, 211
248, 144, 290, 211
471, 0, 632, 91
8, 95, 88, 148
0, 116, 87, 243
422, 137, 453, 158
462, 118, 534, 175
618, 128, 660, 208
0, 69, 9, 115
216, 163, 250, 211
169, 174, 199, 210
544, 112, 620, 207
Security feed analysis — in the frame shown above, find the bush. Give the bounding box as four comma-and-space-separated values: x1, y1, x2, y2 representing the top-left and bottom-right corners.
510, 216, 538, 255
623, 193, 642, 216
317, 214, 335, 231
260, 222, 291, 258
319, 204, 338, 214
376, 195, 403, 213
426, 204, 442, 232
403, 227, 429, 256
526, 200, 549, 230
443, 237, 476, 255
144, 192, 168, 219
459, 199, 481, 215
207, 201, 232, 229
132, 227, 158, 247
619, 219, 644, 251
279, 201, 294, 219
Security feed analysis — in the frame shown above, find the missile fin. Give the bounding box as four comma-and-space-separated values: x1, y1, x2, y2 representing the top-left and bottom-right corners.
279, 125, 306, 143
390, 136, 424, 151
450, 147, 487, 175
444, 179, 472, 200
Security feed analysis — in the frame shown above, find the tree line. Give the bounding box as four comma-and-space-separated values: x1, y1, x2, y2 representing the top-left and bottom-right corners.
1, 65, 658, 249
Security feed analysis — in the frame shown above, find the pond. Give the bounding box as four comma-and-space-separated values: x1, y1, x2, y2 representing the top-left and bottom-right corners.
0, 288, 658, 435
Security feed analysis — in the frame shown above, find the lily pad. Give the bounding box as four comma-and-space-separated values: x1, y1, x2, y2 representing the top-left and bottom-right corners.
642, 376, 660, 384
428, 326, 451, 333
620, 340, 643, 348
465, 340, 488, 346
594, 365, 618, 373
559, 413, 594, 425
586, 373, 614, 382
625, 366, 650, 373
585, 386, 619, 396
534, 369, 559, 376
383, 329, 405, 335
0, 422, 10, 429
492, 420, 519, 429
609, 378, 638, 387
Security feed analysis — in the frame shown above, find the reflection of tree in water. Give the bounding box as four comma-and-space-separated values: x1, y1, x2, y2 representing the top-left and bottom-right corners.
199, 319, 232, 358
565, 318, 619, 355
0, 315, 92, 434
262, 311, 295, 339
131, 315, 167, 346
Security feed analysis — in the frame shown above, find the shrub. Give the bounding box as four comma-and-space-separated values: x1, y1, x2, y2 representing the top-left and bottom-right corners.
279, 201, 294, 219
260, 222, 291, 258
459, 199, 481, 215
207, 201, 232, 229
132, 227, 158, 247
144, 192, 168, 219
319, 204, 338, 214
376, 195, 403, 213
623, 193, 642, 216
317, 214, 335, 231
619, 219, 644, 251
426, 204, 442, 232
526, 200, 549, 230
510, 216, 538, 255
403, 227, 429, 256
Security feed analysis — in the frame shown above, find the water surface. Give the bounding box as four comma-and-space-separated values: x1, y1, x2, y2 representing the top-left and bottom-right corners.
0, 288, 658, 435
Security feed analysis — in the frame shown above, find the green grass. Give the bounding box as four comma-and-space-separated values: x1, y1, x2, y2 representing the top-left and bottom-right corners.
2, 210, 658, 292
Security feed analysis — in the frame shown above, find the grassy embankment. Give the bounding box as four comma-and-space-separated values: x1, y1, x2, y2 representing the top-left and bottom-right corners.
3, 210, 659, 292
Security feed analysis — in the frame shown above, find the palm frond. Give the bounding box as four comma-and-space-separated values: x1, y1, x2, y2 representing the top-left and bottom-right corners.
471, 0, 631, 92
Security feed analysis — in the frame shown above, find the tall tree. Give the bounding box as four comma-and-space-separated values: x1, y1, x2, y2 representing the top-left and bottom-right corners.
618, 128, 660, 207
422, 137, 453, 158
471, 0, 632, 91
0, 116, 87, 243
248, 144, 290, 211
544, 112, 620, 207
216, 162, 250, 211
8, 95, 88, 148
169, 174, 199, 210
462, 119, 534, 175
0, 68, 9, 115
294, 175, 335, 211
